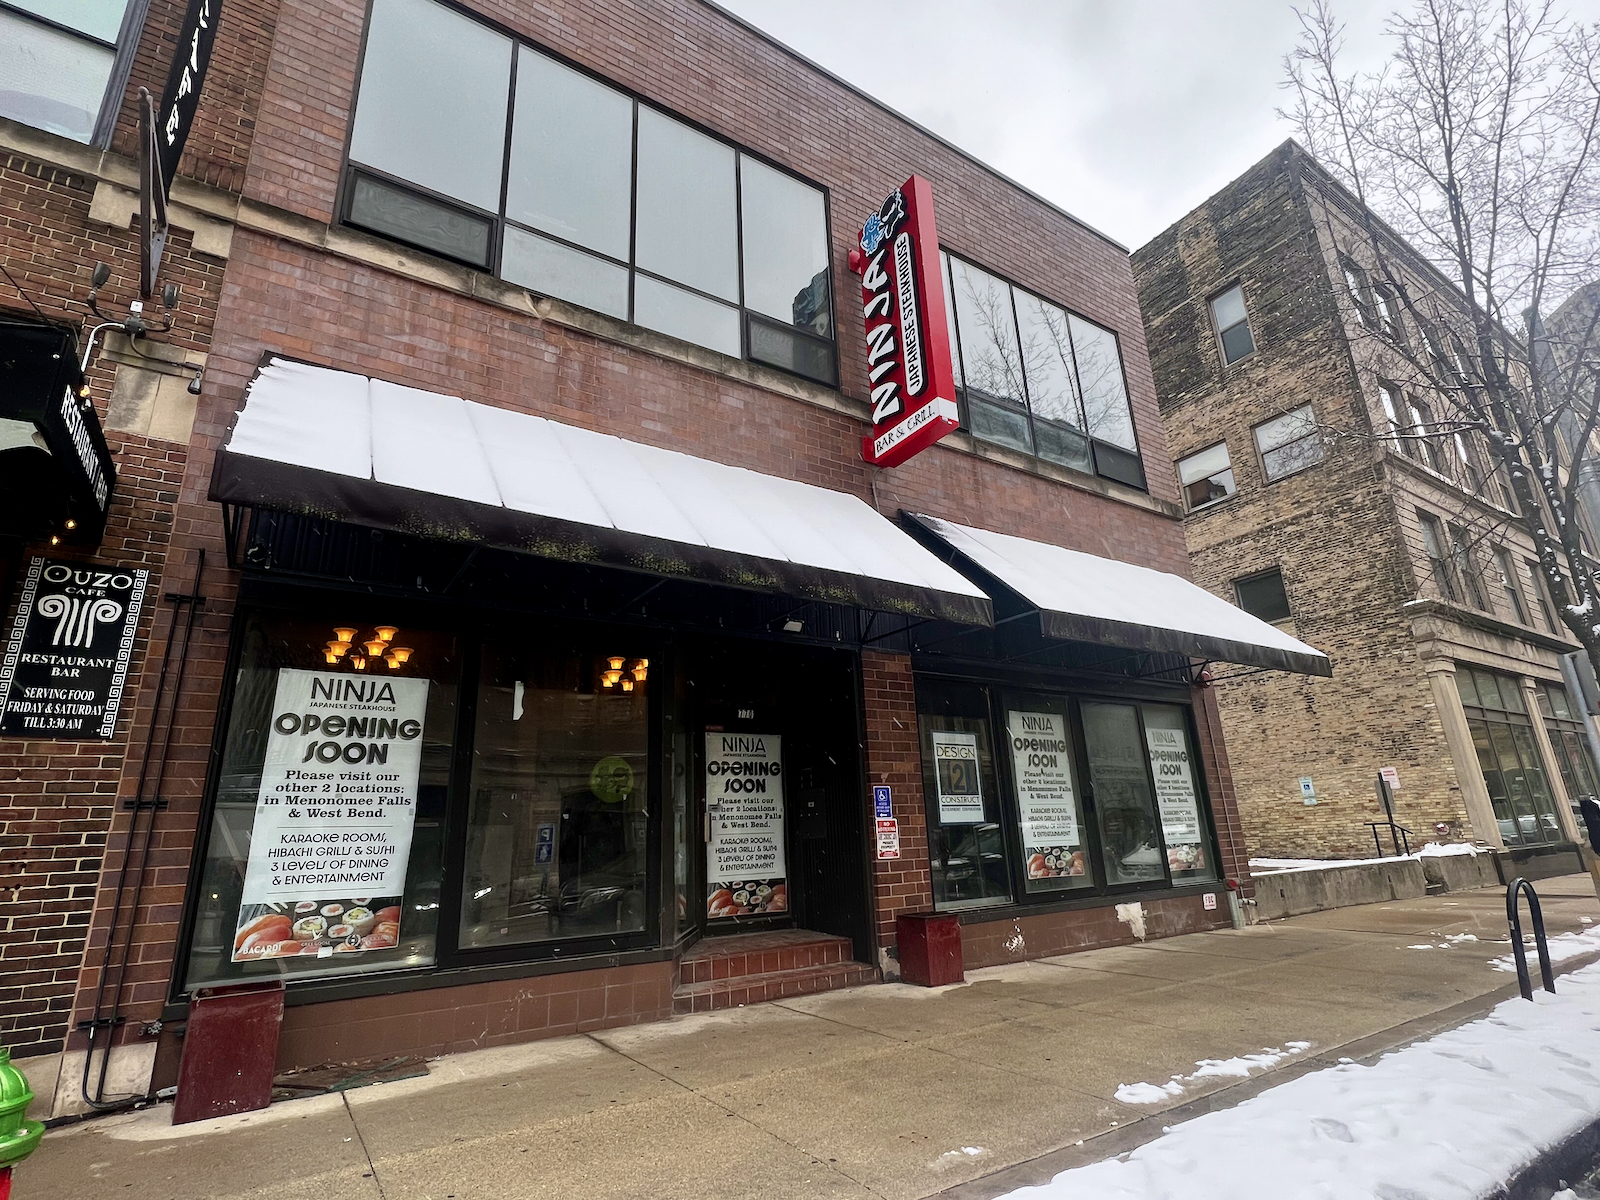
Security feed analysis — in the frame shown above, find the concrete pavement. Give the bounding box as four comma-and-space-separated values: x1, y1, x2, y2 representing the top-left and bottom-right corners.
21, 873, 1600, 1200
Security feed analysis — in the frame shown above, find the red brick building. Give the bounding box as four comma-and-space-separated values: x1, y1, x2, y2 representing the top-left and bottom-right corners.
2, 0, 1321, 1119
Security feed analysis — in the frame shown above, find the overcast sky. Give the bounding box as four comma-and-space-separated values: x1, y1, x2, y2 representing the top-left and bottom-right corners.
716, 0, 1596, 251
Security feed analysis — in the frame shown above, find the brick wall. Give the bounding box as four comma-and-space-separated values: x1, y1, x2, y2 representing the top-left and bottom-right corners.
859, 650, 929, 972
20, 0, 1251, 1066
0, 0, 243, 1055
1132, 142, 1570, 859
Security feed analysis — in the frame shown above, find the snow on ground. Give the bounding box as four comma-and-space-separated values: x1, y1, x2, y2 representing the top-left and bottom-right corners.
1489, 927, 1600, 973
1248, 844, 1482, 876
1116, 1043, 1314, 1105
998, 961, 1600, 1200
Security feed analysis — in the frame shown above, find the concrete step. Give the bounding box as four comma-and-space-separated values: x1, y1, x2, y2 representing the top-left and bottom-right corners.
672, 960, 878, 1014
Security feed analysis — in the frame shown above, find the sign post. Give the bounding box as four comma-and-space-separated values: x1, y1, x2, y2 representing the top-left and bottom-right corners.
849, 176, 961, 468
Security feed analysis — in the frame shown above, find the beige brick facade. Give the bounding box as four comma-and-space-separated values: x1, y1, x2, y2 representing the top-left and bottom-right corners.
1134, 142, 1588, 860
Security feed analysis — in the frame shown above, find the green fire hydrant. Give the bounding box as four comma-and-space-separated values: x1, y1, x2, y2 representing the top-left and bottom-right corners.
0, 1046, 44, 1200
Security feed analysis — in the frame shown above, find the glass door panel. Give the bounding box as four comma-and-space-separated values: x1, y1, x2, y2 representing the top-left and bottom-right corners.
1082, 702, 1166, 886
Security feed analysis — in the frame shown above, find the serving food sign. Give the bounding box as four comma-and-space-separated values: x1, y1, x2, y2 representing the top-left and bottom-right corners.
850, 175, 960, 468
231, 668, 428, 962
705, 733, 787, 920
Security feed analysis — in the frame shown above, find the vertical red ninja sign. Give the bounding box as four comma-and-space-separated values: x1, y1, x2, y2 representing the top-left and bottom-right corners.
849, 175, 960, 468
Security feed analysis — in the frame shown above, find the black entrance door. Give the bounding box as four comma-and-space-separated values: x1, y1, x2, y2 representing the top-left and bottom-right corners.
686, 639, 870, 960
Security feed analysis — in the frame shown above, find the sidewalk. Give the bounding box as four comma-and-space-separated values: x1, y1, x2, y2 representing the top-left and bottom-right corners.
22, 875, 1600, 1200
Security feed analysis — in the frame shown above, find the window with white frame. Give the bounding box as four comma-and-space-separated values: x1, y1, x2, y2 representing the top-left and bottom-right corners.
1341, 258, 1375, 327
1378, 383, 1410, 455
1253, 405, 1323, 482
1177, 443, 1235, 510
0, 0, 137, 142
1209, 285, 1255, 366
344, 0, 836, 384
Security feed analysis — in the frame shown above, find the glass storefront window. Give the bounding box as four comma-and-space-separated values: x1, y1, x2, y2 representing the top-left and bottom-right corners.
459, 643, 651, 949
1457, 665, 1564, 845
1142, 704, 1217, 881
918, 681, 1010, 909
184, 612, 458, 990
1001, 701, 1092, 893
1537, 681, 1600, 815
1082, 702, 1166, 885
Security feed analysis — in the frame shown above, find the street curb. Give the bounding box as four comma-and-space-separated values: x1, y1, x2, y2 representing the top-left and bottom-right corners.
935, 950, 1600, 1200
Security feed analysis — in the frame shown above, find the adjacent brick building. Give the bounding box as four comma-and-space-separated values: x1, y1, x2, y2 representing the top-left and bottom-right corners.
1133, 140, 1598, 867
4, 0, 1317, 1121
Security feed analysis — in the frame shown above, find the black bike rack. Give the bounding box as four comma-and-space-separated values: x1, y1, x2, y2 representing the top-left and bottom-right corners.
1506, 877, 1555, 1001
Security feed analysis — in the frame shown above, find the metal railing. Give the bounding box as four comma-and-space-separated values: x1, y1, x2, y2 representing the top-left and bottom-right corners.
1506, 877, 1555, 1001
1363, 819, 1415, 857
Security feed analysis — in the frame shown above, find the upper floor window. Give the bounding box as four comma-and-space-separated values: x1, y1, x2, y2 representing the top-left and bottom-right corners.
1177, 442, 1235, 511
1527, 558, 1558, 631
1418, 510, 1458, 602
1453, 432, 1483, 491
1379, 383, 1409, 455
1341, 258, 1375, 327
1406, 396, 1446, 473
1209, 285, 1255, 365
1235, 568, 1292, 623
0, 0, 134, 142
1254, 405, 1323, 482
942, 251, 1143, 489
1374, 286, 1406, 343
1495, 548, 1528, 624
1448, 522, 1488, 611
344, 0, 835, 384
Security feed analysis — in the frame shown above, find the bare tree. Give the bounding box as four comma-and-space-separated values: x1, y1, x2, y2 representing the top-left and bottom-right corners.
1283, 0, 1600, 676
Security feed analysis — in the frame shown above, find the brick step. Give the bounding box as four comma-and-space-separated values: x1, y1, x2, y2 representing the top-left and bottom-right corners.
673, 960, 878, 1014
677, 930, 854, 985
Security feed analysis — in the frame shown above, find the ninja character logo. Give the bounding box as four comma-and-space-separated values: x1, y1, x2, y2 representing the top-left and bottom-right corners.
860, 188, 907, 255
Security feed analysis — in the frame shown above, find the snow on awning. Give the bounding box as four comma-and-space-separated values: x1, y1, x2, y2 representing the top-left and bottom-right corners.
210, 358, 993, 626
905, 512, 1331, 676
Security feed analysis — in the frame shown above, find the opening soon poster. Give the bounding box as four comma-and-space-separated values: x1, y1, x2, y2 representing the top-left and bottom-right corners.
706, 732, 787, 920
1007, 710, 1086, 880
232, 669, 428, 961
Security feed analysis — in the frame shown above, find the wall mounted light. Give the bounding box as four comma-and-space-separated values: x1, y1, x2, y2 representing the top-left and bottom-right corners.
375, 626, 398, 642
364, 639, 388, 656
333, 627, 358, 643
631, 660, 648, 682
326, 640, 349, 658
607, 656, 626, 672
388, 646, 412, 664
621, 678, 634, 692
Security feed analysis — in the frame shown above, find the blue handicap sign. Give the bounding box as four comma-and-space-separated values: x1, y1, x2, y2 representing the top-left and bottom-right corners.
873, 785, 892, 819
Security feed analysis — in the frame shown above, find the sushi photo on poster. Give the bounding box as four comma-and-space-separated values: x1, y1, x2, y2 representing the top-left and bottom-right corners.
231, 668, 430, 962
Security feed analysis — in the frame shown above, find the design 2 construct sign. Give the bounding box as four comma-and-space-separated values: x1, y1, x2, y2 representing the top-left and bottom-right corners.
849, 176, 960, 468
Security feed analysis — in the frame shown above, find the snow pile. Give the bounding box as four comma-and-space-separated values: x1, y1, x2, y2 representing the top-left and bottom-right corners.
1249, 843, 1484, 876
1406, 933, 1483, 951
1489, 927, 1600, 973
998, 961, 1600, 1200
1116, 1043, 1314, 1105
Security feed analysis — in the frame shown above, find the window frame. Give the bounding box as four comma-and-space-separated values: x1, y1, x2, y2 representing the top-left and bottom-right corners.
1447, 522, 1489, 611
0, 0, 148, 147
1176, 440, 1236, 512
1457, 666, 1566, 846
941, 248, 1145, 490
1252, 404, 1324, 483
1418, 510, 1460, 603
1233, 568, 1292, 624
914, 672, 1222, 915
1340, 257, 1377, 328
171, 595, 672, 1004
337, 0, 839, 387
1208, 282, 1256, 367
1494, 547, 1529, 625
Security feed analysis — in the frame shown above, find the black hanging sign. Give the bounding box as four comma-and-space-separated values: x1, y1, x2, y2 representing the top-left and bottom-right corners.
156, 0, 222, 200
0, 558, 150, 740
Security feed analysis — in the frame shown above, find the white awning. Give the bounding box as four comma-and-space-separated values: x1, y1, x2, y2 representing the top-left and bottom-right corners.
906, 512, 1331, 676
210, 358, 993, 625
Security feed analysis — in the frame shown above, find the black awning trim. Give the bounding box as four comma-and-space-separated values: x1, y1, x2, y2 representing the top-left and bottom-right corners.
211, 449, 994, 628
